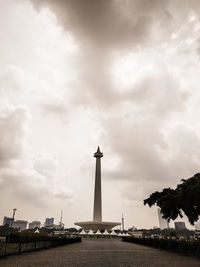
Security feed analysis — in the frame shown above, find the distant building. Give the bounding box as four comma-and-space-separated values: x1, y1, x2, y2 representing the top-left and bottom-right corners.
12, 220, 28, 230
129, 231, 143, 238
174, 222, 186, 230
3, 216, 13, 226
29, 221, 41, 229
45, 218, 54, 226
158, 208, 169, 229
45, 224, 63, 230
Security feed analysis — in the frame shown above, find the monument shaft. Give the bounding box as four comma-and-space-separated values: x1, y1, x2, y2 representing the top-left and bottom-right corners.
74, 147, 121, 231
93, 147, 103, 222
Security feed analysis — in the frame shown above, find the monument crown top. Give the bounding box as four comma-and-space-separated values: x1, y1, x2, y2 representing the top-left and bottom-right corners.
94, 146, 103, 158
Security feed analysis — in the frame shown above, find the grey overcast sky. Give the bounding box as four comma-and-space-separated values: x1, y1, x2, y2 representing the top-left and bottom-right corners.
1, 0, 200, 229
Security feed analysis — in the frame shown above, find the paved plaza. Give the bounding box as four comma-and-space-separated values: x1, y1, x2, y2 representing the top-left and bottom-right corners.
0, 238, 200, 267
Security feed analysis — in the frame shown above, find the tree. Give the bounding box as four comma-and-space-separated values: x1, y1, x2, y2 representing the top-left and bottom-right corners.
144, 173, 200, 225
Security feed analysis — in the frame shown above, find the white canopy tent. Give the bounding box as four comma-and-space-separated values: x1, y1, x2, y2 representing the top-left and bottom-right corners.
110, 230, 116, 236
103, 229, 109, 235
95, 229, 102, 235
79, 229, 87, 235
88, 229, 94, 235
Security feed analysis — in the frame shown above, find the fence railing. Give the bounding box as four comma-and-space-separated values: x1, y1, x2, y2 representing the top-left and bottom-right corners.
0, 236, 81, 257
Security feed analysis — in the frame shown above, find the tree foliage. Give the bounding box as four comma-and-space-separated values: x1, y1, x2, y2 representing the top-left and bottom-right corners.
144, 173, 200, 225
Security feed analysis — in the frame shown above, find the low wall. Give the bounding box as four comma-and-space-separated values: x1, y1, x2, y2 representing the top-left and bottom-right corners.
0, 237, 81, 257
122, 236, 200, 257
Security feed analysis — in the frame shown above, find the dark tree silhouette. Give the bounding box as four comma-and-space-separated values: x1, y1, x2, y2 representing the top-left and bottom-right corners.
144, 173, 200, 225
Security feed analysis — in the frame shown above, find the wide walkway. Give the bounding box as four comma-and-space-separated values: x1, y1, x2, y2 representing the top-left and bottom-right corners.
0, 238, 200, 267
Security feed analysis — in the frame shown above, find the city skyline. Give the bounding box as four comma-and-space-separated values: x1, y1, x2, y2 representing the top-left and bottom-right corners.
1, 0, 200, 229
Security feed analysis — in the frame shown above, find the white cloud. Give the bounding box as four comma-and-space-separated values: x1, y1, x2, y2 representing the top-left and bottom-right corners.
54, 188, 73, 200
33, 152, 57, 178
0, 105, 29, 167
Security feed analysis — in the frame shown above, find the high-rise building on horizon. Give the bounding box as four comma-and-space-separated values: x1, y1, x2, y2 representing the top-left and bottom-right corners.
45, 218, 54, 226
158, 208, 169, 229
3, 216, 12, 226
12, 220, 28, 230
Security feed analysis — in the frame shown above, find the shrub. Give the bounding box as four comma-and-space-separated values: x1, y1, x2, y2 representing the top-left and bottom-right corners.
9, 232, 51, 243
122, 236, 200, 257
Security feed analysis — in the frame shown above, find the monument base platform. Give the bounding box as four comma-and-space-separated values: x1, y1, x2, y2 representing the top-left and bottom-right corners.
74, 221, 121, 231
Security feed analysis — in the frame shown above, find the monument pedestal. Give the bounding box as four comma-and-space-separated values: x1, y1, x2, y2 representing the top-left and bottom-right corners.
75, 221, 120, 232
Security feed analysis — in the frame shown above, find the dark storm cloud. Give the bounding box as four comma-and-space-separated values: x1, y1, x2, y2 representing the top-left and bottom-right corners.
32, 0, 170, 48
31, 0, 173, 106
31, 0, 200, 107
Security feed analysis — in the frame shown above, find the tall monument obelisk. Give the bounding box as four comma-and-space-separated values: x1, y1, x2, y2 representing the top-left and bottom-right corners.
74, 147, 121, 231
93, 147, 103, 222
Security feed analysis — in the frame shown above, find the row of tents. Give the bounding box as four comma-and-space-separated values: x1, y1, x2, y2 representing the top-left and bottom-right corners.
79, 229, 130, 236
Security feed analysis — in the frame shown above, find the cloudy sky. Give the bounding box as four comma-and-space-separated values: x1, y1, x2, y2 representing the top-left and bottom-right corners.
1, 0, 200, 229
